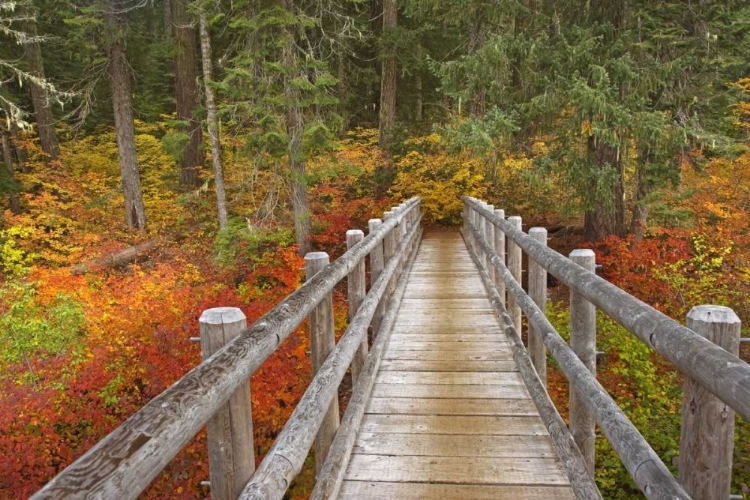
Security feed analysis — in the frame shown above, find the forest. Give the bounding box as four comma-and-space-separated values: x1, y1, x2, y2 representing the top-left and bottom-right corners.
1, 0, 749, 498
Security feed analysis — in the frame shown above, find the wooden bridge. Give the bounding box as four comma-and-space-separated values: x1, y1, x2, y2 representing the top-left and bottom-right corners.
32, 198, 750, 500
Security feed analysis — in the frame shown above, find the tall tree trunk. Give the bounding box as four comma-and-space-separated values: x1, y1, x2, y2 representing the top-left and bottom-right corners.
369, 0, 383, 123
630, 150, 652, 243
337, 52, 349, 131
378, 0, 397, 148
23, 14, 60, 161
198, 9, 228, 231
415, 46, 423, 122
584, 136, 625, 241
1, 132, 21, 214
171, 0, 204, 188
107, 7, 147, 230
282, 1, 312, 255
468, 18, 486, 116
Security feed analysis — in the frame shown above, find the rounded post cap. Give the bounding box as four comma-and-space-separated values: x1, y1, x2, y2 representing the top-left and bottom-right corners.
687, 305, 741, 325
368, 218, 383, 231
529, 227, 548, 235
305, 251, 330, 262
199, 307, 246, 325
494, 209, 505, 218
569, 249, 595, 259
346, 229, 364, 237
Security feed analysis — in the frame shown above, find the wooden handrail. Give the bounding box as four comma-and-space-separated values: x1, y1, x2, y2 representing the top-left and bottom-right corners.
463, 212, 690, 499
460, 223, 602, 500
464, 196, 750, 423
31, 198, 420, 500
310, 225, 422, 500
241, 213, 423, 500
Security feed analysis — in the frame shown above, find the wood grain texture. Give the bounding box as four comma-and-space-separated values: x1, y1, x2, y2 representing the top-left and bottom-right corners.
368, 219, 385, 337
338, 481, 576, 499
347, 230, 367, 383
507, 216, 523, 335
528, 227, 548, 387
375, 371, 524, 385
354, 432, 556, 457
199, 308, 254, 500
569, 249, 597, 474
344, 455, 570, 485
378, 359, 517, 372
372, 383, 530, 399
306, 252, 340, 474
359, 414, 547, 435
365, 398, 537, 416
679, 305, 740, 500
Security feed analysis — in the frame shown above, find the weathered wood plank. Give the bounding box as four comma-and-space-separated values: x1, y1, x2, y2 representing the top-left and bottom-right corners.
359, 414, 546, 435
378, 359, 517, 372
372, 383, 530, 399
388, 334, 504, 343
338, 481, 576, 500
365, 397, 536, 416
386, 342, 508, 352
389, 325, 504, 335
399, 298, 492, 309
344, 455, 569, 485
375, 371, 524, 385
382, 349, 512, 361
353, 432, 555, 457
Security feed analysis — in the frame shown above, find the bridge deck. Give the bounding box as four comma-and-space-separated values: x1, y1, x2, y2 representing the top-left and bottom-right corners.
338, 230, 576, 499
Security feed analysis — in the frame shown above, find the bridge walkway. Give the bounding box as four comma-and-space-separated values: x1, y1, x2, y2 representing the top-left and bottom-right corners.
338, 230, 576, 499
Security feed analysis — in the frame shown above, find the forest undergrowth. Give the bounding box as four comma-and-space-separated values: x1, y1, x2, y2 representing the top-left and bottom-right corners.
1, 126, 749, 499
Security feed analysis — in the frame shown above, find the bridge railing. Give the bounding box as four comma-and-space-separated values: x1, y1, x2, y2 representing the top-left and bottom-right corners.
462, 196, 749, 500
31, 198, 422, 500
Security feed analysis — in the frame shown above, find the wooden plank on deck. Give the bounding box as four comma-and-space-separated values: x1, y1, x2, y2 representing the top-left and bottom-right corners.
338, 230, 575, 499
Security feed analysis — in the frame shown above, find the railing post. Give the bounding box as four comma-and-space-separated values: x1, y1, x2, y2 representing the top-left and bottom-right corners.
346, 230, 367, 383
529, 227, 548, 386
383, 211, 397, 300
507, 216, 523, 335
493, 209, 506, 308
368, 219, 385, 337
305, 252, 340, 474
569, 249, 596, 474
199, 307, 254, 500
484, 204, 494, 270
679, 305, 741, 500
477, 204, 487, 268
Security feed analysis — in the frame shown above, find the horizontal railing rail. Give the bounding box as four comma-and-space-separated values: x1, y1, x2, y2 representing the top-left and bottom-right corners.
462, 195, 748, 500
32, 198, 421, 500
241, 211, 423, 499
463, 213, 687, 500
463, 196, 750, 422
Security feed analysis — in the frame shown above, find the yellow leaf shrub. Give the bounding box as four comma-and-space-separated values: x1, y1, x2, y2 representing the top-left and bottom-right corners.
390, 134, 486, 224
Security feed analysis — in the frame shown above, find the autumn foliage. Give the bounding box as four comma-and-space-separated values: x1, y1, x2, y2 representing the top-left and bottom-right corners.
0, 127, 395, 498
